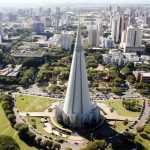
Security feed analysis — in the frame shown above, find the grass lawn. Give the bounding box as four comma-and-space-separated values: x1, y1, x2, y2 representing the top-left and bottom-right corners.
0, 103, 37, 150
102, 99, 142, 117
26, 117, 64, 140
115, 121, 132, 132
27, 117, 50, 137
16, 94, 57, 112
135, 135, 150, 150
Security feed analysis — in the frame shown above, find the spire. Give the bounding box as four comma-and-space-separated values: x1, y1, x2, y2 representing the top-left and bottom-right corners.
63, 25, 92, 115
74, 24, 82, 52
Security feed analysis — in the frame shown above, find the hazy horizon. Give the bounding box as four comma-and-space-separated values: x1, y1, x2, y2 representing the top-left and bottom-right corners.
0, 0, 150, 8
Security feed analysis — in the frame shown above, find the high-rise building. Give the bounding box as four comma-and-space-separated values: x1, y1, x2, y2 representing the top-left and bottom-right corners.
116, 15, 129, 43
111, 15, 129, 43
88, 23, 100, 47
103, 36, 114, 49
55, 25, 100, 129
124, 26, 145, 53
8, 13, 17, 22
145, 16, 150, 27
33, 22, 44, 34
44, 18, 52, 27
45, 8, 51, 17
116, 15, 122, 43
111, 18, 118, 42
60, 31, 72, 51
120, 30, 127, 48
97, 13, 103, 35
33, 16, 41, 22
56, 7, 61, 19
126, 26, 143, 47
129, 16, 137, 25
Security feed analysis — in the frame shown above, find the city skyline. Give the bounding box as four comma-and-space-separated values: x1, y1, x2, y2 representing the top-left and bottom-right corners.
0, 2, 150, 150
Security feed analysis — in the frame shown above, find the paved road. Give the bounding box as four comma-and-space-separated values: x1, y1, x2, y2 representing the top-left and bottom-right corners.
13, 82, 150, 150
130, 98, 150, 132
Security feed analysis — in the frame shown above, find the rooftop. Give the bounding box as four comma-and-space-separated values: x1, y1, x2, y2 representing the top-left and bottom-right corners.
0, 64, 22, 77
13, 50, 45, 58
141, 72, 150, 77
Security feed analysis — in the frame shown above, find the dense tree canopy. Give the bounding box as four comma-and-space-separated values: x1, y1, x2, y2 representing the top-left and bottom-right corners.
85, 140, 111, 150
0, 135, 20, 150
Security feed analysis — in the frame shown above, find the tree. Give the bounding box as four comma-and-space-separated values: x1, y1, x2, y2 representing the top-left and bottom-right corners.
1, 94, 16, 126
15, 123, 29, 140
121, 67, 132, 76
42, 140, 53, 149
136, 126, 144, 133
0, 135, 20, 150
123, 119, 129, 125
113, 77, 123, 84
122, 99, 141, 112
23, 57, 39, 67
125, 62, 134, 70
36, 137, 42, 144
0, 94, 13, 103
60, 71, 69, 80
86, 140, 111, 150
112, 87, 122, 95
124, 132, 136, 143
65, 148, 72, 150
127, 75, 135, 84
27, 131, 36, 141
19, 68, 35, 87
53, 142, 61, 150
7, 114, 16, 124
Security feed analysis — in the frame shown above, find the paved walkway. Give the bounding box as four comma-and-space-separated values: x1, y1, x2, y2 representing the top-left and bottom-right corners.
13, 84, 150, 150
97, 103, 136, 121
19, 112, 51, 117
131, 98, 150, 132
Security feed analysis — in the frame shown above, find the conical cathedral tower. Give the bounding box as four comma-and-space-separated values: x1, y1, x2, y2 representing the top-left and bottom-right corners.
63, 25, 92, 115
55, 25, 100, 129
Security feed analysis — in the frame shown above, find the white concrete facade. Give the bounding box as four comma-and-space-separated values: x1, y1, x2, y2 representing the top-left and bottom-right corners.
55, 25, 100, 129
60, 31, 72, 51
88, 24, 100, 48
126, 26, 143, 47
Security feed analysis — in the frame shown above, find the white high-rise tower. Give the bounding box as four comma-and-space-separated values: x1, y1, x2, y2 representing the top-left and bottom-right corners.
126, 26, 143, 47
55, 25, 100, 129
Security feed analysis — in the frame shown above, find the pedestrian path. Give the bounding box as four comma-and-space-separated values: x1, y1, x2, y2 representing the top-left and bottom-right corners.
19, 112, 51, 117
98, 103, 136, 121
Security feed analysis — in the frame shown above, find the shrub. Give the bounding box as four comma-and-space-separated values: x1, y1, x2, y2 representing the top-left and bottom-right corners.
123, 119, 129, 125
136, 126, 144, 133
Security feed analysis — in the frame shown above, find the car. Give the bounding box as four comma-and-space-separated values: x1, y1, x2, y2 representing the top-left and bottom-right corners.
74, 142, 79, 145
129, 126, 132, 129
125, 129, 129, 132
44, 135, 48, 138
